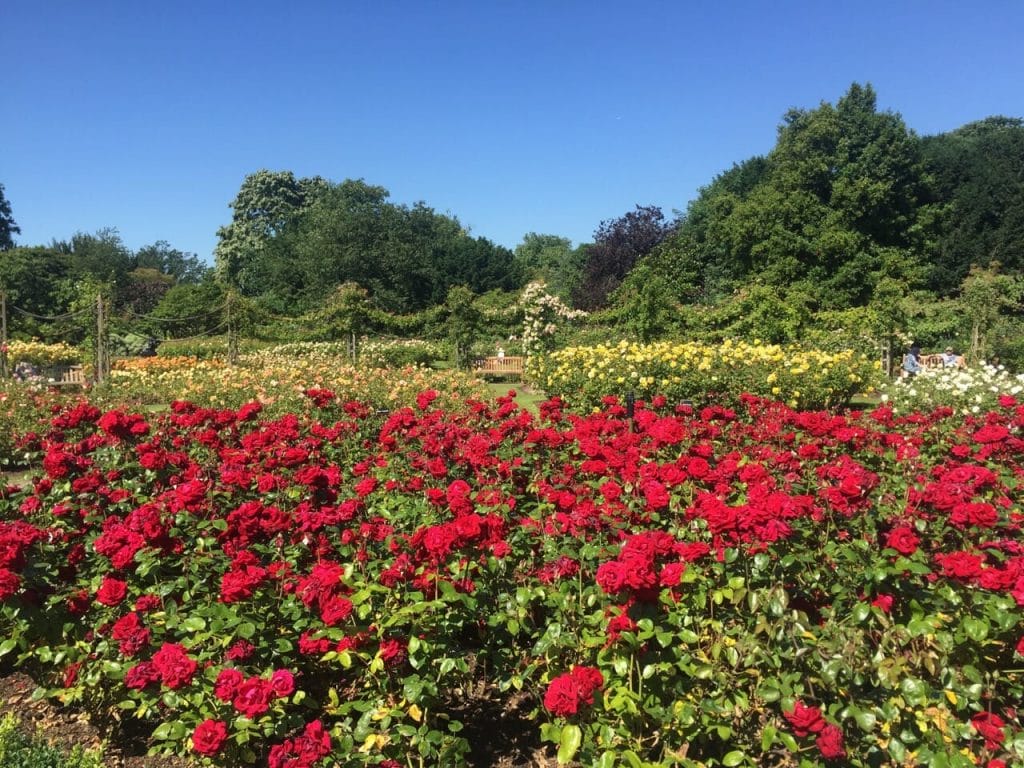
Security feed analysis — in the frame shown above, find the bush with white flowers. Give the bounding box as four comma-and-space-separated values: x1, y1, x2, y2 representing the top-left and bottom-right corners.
882, 362, 1024, 413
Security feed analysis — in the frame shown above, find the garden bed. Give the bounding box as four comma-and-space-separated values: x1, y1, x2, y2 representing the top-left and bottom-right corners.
2, 389, 1024, 766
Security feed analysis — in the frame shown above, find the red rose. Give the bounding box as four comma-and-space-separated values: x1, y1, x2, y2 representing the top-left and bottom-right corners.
0, 568, 20, 600
233, 676, 274, 717
1016, 636, 1024, 656
783, 700, 825, 737
124, 661, 159, 690
379, 637, 407, 668
151, 642, 197, 689
96, 576, 128, 606
543, 674, 581, 717
971, 711, 1006, 751
885, 526, 919, 556
815, 723, 847, 760
871, 593, 894, 613
226, 640, 255, 661
192, 719, 228, 756
214, 668, 244, 702
571, 666, 604, 705
270, 669, 295, 698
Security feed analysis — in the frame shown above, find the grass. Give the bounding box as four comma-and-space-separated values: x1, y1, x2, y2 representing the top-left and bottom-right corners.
485, 381, 547, 413
0, 714, 105, 768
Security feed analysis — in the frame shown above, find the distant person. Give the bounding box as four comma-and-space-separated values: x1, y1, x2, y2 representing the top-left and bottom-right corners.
496, 346, 505, 359
941, 347, 964, 368
902, 347, 922, 377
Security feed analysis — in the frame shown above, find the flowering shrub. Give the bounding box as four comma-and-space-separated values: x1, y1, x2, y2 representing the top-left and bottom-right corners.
2, 391, 1024, 766
531, 339, 882, 410
106, 348, 486, 414
883, 363, 1024, 414
5, 339, 82, 367
516, 281, 588, 358
0, 387, 77, 468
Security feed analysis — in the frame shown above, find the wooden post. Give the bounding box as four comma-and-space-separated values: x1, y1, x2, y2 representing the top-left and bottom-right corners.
226, 291, 239, 365
95, 290, 109, 385
0, 290, 7, 379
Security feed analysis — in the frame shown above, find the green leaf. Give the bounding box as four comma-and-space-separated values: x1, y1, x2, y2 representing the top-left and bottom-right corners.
961, 616, 989, 642
557, 724, 582, 765
722, 750, 746, 766
0, 638, 16, 657
854, 710, 877, 732
761, 724, 776, 752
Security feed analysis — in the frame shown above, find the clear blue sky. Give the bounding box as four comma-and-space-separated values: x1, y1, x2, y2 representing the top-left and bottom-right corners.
3, 1, 1022, 263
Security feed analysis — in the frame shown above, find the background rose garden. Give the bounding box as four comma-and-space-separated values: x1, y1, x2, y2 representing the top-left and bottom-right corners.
0, 349, 1023, 768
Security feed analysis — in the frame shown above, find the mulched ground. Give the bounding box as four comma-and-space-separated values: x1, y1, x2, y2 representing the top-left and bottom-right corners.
0, 669, 559, 767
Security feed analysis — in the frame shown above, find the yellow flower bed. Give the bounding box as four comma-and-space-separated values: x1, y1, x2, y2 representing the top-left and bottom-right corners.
5, 339, 82, 367
530, 339, 882, 410
105, 346, 488, 413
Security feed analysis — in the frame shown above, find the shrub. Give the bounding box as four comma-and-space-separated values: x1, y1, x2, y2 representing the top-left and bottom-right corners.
882, 362, 1024, 413
531, 339, 882, 410
0, 713, 105, 768
5, 340, 82, 367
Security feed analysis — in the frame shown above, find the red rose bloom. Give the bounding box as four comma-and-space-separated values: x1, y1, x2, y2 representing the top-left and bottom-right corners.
885, 526, 919, 556
214, 668, 244, 702
783, 700, 825, 737
971, 711, 1006, 751
270, 669, 295, 698
96, 576, 128, 606
0, 568, 20, 600
543, 666, 604, 717
543, 674, 581, 717
815, 723, 846, 759
233, 676, 274, 718
151, 642, 197, 689
192, 719, 228, 756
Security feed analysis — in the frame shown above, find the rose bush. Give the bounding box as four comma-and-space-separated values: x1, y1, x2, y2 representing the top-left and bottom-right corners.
883, 362, 1024, 414
2, 387, 1024, 766
530, 339, 882, 411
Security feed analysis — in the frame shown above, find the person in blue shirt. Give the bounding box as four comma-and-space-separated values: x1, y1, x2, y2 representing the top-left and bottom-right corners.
941, 347, 964, 368
902, 346, 922, 377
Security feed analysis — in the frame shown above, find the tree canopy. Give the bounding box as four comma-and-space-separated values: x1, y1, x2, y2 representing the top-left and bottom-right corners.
647, 83, 932, 311
0, 183, 21, 251
222, 176, 521, 313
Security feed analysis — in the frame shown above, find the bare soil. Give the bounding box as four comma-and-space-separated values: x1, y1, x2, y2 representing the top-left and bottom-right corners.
0, 670, 559, 767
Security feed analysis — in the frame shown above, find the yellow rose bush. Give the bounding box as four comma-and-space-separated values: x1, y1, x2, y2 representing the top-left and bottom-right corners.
5, 339, 82, 367
106, 345, 487, 414
530, 339, 882, 410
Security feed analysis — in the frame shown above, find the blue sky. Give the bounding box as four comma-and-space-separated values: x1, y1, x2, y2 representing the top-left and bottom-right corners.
3, 1, 1022, 263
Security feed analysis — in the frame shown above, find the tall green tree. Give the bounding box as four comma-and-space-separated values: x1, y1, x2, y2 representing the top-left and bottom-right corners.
135, 240, 210, 284
922, 117, 1024, 291
513, 233, 585, 301
214, 170, 329, 288
52, 228, 134, 285
247, 179, 520, 313
0, 183, 19, 251
0, 247, 72, 339
648, 83, 932, 311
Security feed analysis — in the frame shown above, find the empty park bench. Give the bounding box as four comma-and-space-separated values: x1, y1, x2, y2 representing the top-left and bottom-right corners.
45, 364, 89, 388
473, 355, 524, 379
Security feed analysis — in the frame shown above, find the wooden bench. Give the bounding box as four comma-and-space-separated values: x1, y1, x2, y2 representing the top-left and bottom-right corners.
474, 355, 524, 379
46, 364, 88, 388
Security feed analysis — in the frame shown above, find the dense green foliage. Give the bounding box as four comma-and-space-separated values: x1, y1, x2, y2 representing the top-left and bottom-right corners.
0, 183, 19, 251
0, 714, 105, 768
3, 83, 1023, 369
216, 175, 521, 313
